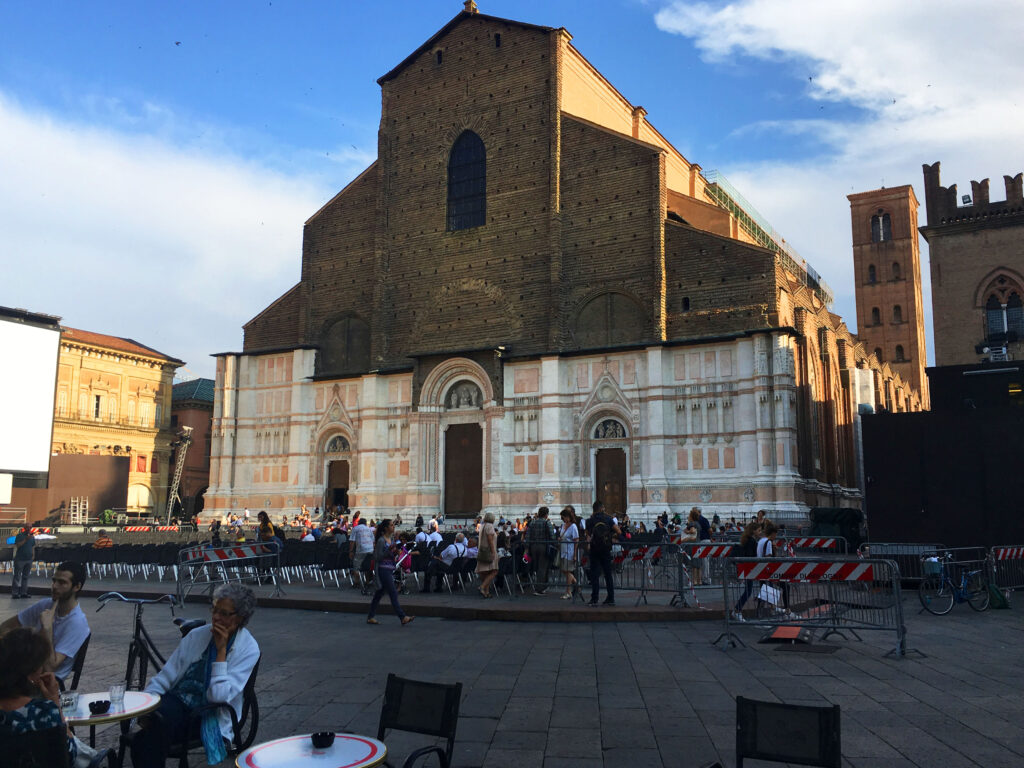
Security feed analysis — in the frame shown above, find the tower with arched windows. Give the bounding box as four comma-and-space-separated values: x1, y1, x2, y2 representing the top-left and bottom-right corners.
921, 161, 1024, 366
848, 186, 929, 406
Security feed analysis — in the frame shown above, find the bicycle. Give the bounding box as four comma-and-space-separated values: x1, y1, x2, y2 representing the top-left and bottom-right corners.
96, 592, 206, 691
918, 554, 990, 615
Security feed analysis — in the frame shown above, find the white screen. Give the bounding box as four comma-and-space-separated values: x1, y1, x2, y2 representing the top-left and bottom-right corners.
0, 319, 60, 473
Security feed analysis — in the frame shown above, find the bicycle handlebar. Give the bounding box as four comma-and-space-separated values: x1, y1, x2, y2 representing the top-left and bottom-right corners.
96, 592, 179, 612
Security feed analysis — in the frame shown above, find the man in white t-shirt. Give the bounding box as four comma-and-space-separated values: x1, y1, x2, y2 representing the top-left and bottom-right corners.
423, 533, 467, 593
425, 522, 443, 546
0, 561, 90, 682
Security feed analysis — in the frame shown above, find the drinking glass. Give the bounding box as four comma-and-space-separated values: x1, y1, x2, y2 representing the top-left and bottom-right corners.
59, 691, 79, 716
109, 683, 126, 704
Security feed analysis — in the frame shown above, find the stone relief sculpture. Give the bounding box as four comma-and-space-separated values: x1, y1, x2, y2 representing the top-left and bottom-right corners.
326, 435, 350, 453
446, 381, 483, 409
593, 419, 626, 439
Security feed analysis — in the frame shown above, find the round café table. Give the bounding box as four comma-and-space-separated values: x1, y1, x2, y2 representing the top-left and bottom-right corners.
64, 691, 161, 746
236, 733, 387, 768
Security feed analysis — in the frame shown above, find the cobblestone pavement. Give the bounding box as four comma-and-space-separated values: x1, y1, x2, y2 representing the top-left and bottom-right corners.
5, 591, 1024, 767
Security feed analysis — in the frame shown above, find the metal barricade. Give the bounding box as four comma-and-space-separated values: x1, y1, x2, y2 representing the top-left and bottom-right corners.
714, 557, 917, 658
857, 542, 944, 584
675, 543, 735, 605
176, 541, 282, 602
991, 545, 1024, 592
786, 536, 848, 555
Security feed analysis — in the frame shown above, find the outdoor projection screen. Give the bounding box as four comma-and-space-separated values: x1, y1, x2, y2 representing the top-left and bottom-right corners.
0, 314, 60, 484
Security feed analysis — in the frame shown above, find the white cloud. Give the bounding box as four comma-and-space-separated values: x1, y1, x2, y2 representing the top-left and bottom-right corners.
0, 92, 337, 378
655, 0, 1024, 359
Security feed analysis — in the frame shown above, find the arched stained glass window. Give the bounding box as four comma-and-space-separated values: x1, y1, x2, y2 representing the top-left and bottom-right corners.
1007, 293, 1024, 337
987, 295, 1005, 338
447, 131, 486, 231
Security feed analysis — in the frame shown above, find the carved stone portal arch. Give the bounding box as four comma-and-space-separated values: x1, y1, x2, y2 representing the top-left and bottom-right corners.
419, 357, 494, 409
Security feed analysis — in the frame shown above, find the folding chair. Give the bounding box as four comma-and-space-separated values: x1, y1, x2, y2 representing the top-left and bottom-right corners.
735, 696, 841, 767
376, 673, 462, 768
58, 633, 90, 692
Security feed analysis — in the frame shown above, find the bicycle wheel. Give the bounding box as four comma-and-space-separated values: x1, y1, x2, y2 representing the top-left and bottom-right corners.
919, 576, 954, 615
966, 572, 990, 612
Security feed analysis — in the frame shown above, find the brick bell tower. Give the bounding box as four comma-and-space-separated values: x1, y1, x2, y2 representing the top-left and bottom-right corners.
848, 186, 929, 407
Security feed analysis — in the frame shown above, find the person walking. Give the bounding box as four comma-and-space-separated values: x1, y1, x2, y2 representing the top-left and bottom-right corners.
731, 520, 762, 620
475, 512, 499, 597
586, 500, 620, 606
558, 506, 580, 599
366, 520, 415, 626
10, 526, 35, 599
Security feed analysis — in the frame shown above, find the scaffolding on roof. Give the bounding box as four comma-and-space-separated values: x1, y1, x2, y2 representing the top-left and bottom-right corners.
703, 170, 834, 308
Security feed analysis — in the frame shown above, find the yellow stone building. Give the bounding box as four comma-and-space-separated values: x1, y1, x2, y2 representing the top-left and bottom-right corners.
52, 326, 183, 517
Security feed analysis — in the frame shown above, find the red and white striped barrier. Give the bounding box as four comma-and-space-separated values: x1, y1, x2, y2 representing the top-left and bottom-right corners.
689, 544, 734, 558
157, 526, 179, 532
124, 526, 151, 532
195, 544, 276, 562
736, 560, 875, 582
789, 537, 840, 550
993, 546, 1024, 560
28, 528, 53, 534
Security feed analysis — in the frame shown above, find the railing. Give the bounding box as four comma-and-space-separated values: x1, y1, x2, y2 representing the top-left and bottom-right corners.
704, 169, 834, 307
0, 508, 28, 525
53, 408, 162, 430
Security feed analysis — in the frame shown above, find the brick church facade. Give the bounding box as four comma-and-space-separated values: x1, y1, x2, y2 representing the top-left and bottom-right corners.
207, 5, 921, 522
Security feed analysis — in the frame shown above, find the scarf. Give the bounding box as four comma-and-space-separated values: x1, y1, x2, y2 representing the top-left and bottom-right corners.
172, 633, 235, 764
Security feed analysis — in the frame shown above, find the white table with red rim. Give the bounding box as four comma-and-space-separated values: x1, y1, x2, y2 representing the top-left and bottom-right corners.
236, 733, 387, 768
64, 691, 161, 727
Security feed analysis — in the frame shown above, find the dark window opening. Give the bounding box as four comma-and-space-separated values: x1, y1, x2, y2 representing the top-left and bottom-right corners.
94, 395, 101, 419
447, 131, 486, 230
892, 261, 901, 280
895, 344, 906, 362
682, 297, 690, 311
868, 264, 877, 283
871, 307, 880, 326
874, 347, 884, 363
494, 33, 501, 47
893, 305, 903, 323
871, 211, 892, 242
435, 50, 443, 65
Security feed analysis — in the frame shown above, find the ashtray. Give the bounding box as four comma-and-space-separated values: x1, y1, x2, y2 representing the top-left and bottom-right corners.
89, 700, 111, 715
310, 732, 335, 749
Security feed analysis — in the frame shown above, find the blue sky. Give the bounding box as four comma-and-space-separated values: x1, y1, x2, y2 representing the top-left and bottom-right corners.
3, 1, 1022, 378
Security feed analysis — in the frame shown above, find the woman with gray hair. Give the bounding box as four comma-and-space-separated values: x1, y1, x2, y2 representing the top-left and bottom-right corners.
129, 584, 260, 768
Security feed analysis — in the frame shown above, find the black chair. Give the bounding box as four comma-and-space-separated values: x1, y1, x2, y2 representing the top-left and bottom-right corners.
165, 657, 261, 768
0, 723, 115, 768
735, 696, 841, 767
376, 673, 462, 768
58, 633, 90, 693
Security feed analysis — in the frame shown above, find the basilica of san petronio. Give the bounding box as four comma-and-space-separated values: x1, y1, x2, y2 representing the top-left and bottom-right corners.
204, 3, 925, 526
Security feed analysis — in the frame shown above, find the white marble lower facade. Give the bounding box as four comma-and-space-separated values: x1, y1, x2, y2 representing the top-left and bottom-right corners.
206, 331, 860, 522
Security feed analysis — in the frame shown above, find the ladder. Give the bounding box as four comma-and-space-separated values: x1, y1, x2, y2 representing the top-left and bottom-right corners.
165, 426, 194, 525
68, 496, 89, 524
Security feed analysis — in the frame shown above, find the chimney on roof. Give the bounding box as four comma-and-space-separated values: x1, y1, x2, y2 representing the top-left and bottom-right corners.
464, 0, 478, 13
